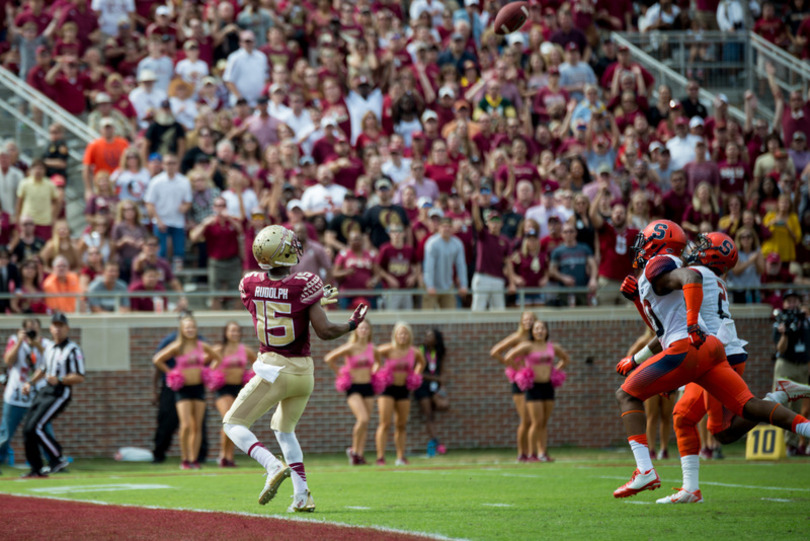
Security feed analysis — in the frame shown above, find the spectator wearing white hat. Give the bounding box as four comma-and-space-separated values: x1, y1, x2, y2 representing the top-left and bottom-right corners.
434, 86, 457, 129
129, 69, 168, 129
88, 92, 133, 139
267, 83, 292, 120
346, 75, 383, 146
665, 116, 703, 170
137, 36, 174, 94
223, 30, 268, 106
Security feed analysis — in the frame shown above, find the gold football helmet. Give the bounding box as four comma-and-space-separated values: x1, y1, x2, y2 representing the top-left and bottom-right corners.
252, 225, 302, 269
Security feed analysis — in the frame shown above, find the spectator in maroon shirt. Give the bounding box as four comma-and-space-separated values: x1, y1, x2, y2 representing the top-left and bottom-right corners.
683, 139, 720, 195
376, 223, 419, 311
717, 141, 750, 203
15, 0, 52, 34
753, 2, 788, 47
470, 199, 517, 311
57, 0, 101, 51
540, 215, 565, 255
682, 181, 720, 237
424, 140, 458, 194
333, 229, 378, 309
188, 196, 243, 309
495, 139, 540, 201
589, 188, 638, 305
600, 46, 654, 100
596, 0, 633, 31
760, 252, 797, 309
510, 225, 548, 305
26, 46, 57, 101
326, 135, 365, 191
550, 10, 590, 60
533, 66, 569, 125
44, 54, 91, 115
128, 264, 168, 312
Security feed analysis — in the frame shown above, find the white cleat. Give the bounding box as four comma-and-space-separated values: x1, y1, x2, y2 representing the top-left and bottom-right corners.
656, 488, 703, 504
776, 379, 810, 403
613, 468, 661, 498
258, 462, 291, 505
288, 490, 315, 513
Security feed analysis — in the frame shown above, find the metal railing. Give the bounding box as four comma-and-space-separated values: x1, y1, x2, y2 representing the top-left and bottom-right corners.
0, 66, 97, 234
611, 32, 758, 124
0, 283, 805, 313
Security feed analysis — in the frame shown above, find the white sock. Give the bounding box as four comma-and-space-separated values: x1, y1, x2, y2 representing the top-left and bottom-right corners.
764, 390, 787, 405
629, 440, 654, 472
795, 422, 810, 438
224, 423, 281, 472
275, 430, 307, 494
681, 454, 699, 492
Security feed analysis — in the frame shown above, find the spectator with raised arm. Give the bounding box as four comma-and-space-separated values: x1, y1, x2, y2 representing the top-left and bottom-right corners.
589, 188, 639, 306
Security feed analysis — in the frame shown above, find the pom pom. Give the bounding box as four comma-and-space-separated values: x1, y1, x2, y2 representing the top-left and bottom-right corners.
202, 367, 225, 391
166, 369, 185, 391
515, 367, 535, 392
371, 368, 393, 395
504, 366, 517, 382
335, 372, 352, 392
550, 368, 567, 388
406, 372, 423, 391
242, 369, 255, 386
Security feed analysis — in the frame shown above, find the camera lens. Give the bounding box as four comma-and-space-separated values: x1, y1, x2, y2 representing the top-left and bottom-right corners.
26, 329, 37, 339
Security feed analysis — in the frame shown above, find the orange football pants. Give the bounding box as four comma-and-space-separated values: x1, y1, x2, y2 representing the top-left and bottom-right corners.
622, 337, 754, 419
672, 357, 747, 457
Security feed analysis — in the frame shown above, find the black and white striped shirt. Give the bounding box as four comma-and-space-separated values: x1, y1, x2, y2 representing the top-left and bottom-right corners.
44, 340, 85, 385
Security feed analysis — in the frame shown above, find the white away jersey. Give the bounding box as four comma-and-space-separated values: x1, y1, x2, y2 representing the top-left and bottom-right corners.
691, 265, 747, 356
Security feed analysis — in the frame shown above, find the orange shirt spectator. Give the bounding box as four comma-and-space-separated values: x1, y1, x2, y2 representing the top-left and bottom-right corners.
82, 121, 130, 201
42, 255, 83, 313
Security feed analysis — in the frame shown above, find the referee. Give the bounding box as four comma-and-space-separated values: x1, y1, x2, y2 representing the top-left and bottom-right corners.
20, 312, 85, 478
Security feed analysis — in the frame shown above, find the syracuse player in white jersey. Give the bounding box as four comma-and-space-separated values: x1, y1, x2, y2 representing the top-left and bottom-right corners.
222, 225, 367, 512
613, 220, 810, 499
650, 232, 810, 503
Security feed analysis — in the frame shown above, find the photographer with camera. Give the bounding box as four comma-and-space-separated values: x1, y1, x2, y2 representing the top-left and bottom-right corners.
0, 319, 56, 470
774, 290, 810, 455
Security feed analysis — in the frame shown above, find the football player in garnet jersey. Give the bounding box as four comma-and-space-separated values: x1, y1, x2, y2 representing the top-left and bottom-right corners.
222, 225, 367, 512
613, 220, 810, 499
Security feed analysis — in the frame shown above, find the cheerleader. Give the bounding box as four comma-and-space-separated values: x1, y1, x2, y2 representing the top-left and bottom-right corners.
490, 311, 535, 462
374, 322, 426, 466
325, 319, 378, 465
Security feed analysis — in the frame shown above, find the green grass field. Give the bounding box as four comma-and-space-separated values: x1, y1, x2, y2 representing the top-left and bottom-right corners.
1, 444, 808, 540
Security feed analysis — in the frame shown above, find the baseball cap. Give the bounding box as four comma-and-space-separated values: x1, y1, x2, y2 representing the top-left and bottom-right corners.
597, 163, 612, 175
421, 110, 438, 123
439, 86, 455, 99
156, 5, 171, 16
675, 116, 689, 126
100, 117, 115, 127
51, 312, 69, 325
794, 131, 807, 141
525, 227, 539, 237
95, 93, 112, 105
286, 199, 304, 212
269, 83, 283, 94
148, 152, 162, 162
375, 178, 393, 191
202, 76, 217, 86
454, 100, 469, 112
418, 196, 433, 208
138, 69, 157, 82
565, 42, 578, 52
689, 116, 704, 128
451, 32, 465, 41
256, 95, 270, 104
464, 0, 479, 5
428, 208, 444, 218
321, 117, 338, 129
507, 33, 526, 46
299, 156, 315, 166
483, 209, 501, 222
618, 45, 630, 52
649, 141, 663, 153
183, 40, 199, 51
783, 289, 801, 299
412, 131, 426, 141
548, 215, 561, 223
766, 252, 781, 263
717, 93, 729, 104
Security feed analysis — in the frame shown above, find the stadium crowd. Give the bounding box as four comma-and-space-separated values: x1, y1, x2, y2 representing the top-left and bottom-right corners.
0, 0, 808, 313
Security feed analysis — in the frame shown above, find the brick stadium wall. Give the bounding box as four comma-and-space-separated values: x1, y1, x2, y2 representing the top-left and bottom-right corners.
2, 310, 780, 460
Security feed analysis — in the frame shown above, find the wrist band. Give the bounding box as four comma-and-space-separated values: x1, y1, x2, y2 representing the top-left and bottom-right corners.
634, 345, 654, 364
348, 320, 357, 331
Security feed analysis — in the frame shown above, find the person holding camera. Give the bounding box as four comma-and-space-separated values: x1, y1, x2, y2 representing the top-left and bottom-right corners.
0, 319, 55, 470
774, 290, 810, 456
20, 312, 85, 478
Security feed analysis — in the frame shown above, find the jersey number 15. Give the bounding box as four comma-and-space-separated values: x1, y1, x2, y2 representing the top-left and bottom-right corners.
252, 301, 296, 347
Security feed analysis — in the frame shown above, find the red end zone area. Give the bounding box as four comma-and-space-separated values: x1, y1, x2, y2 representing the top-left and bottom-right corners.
0, 494, 431, 541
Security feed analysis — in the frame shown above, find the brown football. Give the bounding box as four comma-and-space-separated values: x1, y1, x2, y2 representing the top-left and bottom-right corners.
494, 2, 530, 36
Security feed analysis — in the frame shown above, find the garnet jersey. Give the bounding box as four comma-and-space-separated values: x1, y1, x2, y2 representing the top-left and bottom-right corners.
240, 270, 325, 357
638, 254, 708, 348
690, 265, 748, 356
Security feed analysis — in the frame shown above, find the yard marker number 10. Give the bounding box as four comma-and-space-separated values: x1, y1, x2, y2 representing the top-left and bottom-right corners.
745, 425, 787, 460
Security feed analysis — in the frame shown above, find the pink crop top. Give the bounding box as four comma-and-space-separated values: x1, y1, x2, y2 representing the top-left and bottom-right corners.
384, 347, 415, 373
176, 343, 205, 370
222, 344, 248, 369
525, 342, 554, 367
346, 344, 374, 370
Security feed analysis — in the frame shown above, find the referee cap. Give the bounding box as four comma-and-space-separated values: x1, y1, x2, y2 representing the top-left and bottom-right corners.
52, 312, 69, 326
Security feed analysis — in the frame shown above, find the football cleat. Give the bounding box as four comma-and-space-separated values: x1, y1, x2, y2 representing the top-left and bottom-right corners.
49, 458, 70, 474
613, 468, 661, 498
776, 379, 810, 402
656, 488, 703, 504
395, 458, 409, 466
288, 490, 315, 513
258, 462, 291, 505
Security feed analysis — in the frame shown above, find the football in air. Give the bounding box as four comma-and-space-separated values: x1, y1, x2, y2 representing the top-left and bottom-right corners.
494, 2, 530, 35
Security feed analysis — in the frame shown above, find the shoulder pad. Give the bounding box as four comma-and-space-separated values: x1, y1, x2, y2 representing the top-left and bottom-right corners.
299, 272, 325, 306
644, 255, 680, 282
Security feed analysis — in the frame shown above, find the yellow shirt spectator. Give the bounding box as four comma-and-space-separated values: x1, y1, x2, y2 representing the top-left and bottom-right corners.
761, 195, 801, 263
16, 165, 57, 227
